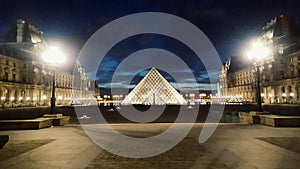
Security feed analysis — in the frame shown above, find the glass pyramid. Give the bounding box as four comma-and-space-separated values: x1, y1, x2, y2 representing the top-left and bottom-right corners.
122, 67, 187, 105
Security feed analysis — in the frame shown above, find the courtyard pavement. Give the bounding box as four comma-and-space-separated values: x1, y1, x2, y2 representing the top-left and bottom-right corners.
0, 123, 300, 169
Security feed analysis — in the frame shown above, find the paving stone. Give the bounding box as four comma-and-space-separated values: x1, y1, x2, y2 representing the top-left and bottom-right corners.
0, 123, 300, 169
0, 139, 55, 161
257, 137, 300, 153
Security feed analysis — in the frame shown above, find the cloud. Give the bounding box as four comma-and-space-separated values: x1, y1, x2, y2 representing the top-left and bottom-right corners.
170, 82, 217, 91
95, 64, 220, 91
98, 81, 135, 89
92, 35, 222, 90
117, 71, 137, 76
172, 69, 195, 73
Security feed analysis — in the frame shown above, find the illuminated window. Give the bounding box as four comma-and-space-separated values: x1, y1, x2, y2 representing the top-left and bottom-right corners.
279, 71, 285, 79
278, 44, 284, 54
290, 65, 294, 77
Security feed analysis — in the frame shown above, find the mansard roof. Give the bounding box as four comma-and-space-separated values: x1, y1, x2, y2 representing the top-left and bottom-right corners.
260, 15, 300, 53
0, 19, 48, 61
224, 56, 252, 73
4, 19, 48, 45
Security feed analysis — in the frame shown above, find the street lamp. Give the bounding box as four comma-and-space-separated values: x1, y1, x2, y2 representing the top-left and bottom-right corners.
42, 46, 65, 114
246, 41, 271, 111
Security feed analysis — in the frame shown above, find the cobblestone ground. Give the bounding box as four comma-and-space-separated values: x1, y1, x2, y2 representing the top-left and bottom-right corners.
85, 138, 229, 169
0, 123, 300, 169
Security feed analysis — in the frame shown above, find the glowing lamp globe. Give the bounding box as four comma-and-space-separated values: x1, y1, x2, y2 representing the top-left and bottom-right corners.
42, 46, 65, 66
246, 41, 270, 61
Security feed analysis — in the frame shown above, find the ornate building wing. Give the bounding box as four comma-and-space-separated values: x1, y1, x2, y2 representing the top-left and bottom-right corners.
0, 19, 98, 108
219, 15, 300, 104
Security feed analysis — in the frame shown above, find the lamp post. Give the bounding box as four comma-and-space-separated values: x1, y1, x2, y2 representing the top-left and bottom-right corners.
246, 41, 271, 112
42, 46, 65, 114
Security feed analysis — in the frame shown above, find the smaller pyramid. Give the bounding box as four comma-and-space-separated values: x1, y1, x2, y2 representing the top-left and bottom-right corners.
122, 67, 187, 105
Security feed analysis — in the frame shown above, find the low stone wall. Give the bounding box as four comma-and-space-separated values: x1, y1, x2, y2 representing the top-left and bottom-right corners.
60, 105, 210, 123
0, 107, 49, 120
0, 104, 299, 124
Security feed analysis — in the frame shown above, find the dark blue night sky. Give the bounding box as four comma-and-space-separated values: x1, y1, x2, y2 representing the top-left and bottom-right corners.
0, 0, 299, 93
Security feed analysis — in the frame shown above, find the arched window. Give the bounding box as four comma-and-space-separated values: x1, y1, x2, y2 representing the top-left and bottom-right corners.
5, 89, 9, 102
297, 86, 300, 99
282, 86, 285, 93
4, 67, 9, 81
288, 86, 292, 93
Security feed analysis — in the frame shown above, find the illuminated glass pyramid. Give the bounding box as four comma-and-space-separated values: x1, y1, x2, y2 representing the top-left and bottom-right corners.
122, 67, 187, 105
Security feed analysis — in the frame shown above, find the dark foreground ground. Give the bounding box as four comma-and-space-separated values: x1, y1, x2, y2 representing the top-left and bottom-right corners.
0, 123, 300, 169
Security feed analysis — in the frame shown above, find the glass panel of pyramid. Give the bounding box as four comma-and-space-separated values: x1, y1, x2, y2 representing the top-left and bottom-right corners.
122, 67, 187, 105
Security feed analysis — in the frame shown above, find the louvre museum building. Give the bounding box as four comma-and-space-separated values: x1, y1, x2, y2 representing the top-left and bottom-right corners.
220, 15, 300, 104
0, 19, 96, 108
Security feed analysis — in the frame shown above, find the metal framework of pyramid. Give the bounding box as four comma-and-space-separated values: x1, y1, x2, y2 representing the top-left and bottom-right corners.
122, 67, 187, 105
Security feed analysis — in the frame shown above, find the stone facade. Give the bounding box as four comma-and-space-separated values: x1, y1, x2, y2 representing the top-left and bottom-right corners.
0, 19, 97, 108
220, 15, 300, 104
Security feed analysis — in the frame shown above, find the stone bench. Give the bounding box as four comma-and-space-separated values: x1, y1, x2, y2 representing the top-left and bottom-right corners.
43, 114, 70, 126
259, 115, 300, 127
0, 118, 53, 130
239, 111, 269, 124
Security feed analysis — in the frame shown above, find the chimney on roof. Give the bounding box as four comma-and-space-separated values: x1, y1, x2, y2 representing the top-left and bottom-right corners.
16, 19, 25, 42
